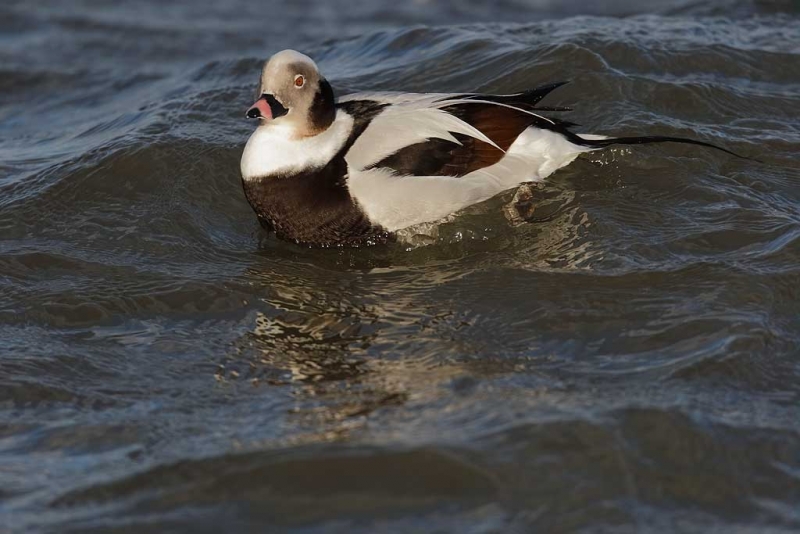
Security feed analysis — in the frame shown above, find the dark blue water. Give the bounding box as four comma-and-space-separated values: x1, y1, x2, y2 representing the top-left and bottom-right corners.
2, 1, 800, 532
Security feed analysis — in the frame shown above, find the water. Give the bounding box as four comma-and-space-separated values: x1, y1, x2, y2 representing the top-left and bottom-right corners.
2, 1, 800, 532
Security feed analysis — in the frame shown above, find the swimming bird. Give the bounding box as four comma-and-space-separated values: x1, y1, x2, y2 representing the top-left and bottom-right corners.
241, 49, 744, 247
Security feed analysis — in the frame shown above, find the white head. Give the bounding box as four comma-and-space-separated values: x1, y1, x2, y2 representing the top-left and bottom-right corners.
246, 50, 335, 138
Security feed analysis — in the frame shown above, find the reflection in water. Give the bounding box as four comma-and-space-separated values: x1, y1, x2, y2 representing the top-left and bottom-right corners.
217, 276, 471, 441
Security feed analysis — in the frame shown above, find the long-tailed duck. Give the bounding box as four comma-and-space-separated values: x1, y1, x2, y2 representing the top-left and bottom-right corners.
241, 49, 745, 247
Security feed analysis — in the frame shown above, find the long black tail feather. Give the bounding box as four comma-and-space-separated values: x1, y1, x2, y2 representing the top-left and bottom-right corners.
523, 82, 758, 162
565, 132, 758, 162
450, 81, 759, 162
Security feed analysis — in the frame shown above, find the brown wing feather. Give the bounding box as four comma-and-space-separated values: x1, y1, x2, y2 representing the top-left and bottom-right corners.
446, 104, 539, 151
368, 103, 540, 177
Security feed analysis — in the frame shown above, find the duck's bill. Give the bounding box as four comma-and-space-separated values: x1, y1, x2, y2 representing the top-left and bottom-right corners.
246, 94, 288, 121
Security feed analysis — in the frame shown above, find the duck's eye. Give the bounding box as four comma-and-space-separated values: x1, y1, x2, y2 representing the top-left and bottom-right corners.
294, 75, 305, 88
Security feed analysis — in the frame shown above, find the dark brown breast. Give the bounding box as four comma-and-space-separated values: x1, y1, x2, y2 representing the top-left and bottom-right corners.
241, 157, 392, 247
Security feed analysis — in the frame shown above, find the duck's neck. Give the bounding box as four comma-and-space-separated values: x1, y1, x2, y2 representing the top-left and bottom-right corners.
240, 111, 354, 182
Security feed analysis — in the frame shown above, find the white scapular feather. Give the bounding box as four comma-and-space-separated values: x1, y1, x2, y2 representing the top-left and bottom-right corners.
429, 97, 556, 125
345, 96, 503, 171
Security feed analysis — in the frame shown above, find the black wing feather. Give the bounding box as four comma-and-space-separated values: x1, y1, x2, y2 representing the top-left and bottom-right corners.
456, 81, 572, 110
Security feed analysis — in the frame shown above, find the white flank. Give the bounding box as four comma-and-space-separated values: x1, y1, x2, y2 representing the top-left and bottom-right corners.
348, 127, 598, 231
240, 111, 354, 181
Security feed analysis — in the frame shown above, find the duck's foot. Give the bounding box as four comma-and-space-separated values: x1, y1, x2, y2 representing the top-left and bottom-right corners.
503, 182, 547, 226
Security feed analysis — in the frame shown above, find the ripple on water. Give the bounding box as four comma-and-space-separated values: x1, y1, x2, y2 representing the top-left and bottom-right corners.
1, 6, 800, 533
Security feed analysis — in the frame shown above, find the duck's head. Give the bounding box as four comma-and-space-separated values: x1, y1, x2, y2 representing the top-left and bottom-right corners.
246, 50, 335, 137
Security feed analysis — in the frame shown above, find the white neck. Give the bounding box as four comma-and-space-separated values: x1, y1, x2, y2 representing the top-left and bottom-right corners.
240, 111, 354, 181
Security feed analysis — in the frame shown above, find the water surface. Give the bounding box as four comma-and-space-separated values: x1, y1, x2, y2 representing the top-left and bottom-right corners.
2, 1, 800, 532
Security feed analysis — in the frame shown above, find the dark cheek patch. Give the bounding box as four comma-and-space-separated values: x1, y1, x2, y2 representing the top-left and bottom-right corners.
308, 78, 336, 131
264, 94, 289, 118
